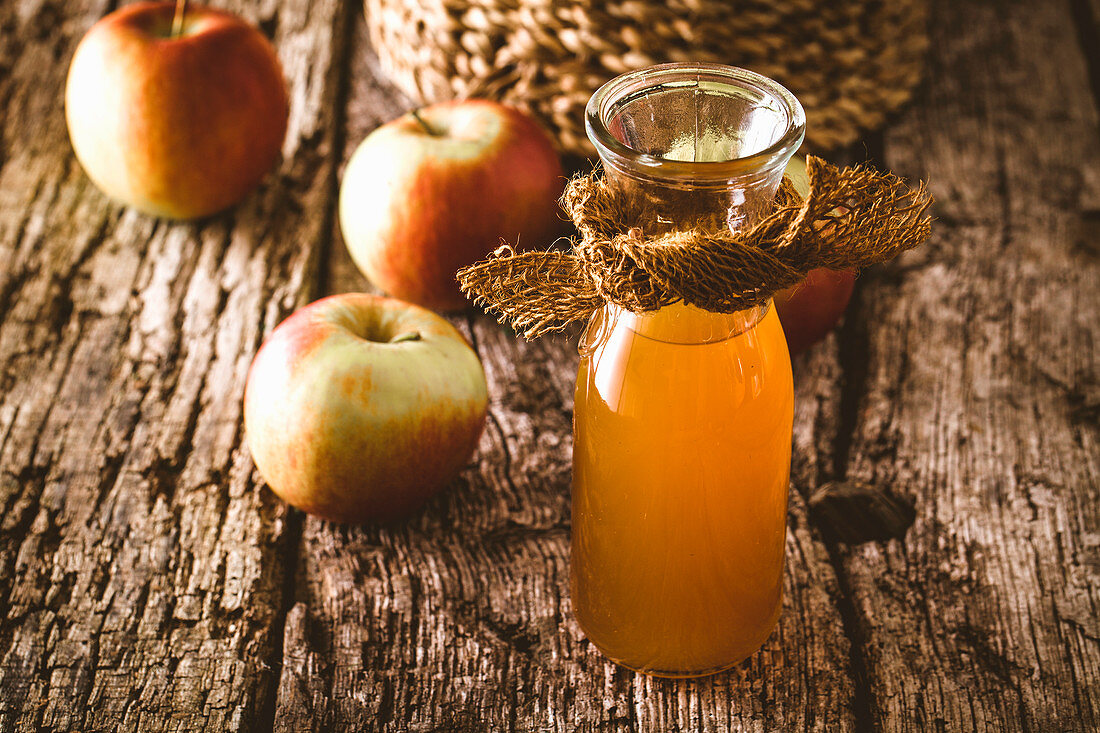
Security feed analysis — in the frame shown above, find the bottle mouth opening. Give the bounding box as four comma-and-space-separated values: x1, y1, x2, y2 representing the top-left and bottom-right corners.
585, 64, 806, 184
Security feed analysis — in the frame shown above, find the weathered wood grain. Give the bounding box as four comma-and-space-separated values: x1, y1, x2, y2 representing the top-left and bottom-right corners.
2, 0, 1098, 730
0, 0, 349, 730
834, 0, 1100, 729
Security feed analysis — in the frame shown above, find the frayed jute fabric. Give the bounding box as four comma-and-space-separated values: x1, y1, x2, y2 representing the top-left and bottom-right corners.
457, 156, 933, 339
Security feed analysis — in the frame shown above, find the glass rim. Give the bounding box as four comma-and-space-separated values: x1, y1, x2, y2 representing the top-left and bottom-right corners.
585, 63, 807, 182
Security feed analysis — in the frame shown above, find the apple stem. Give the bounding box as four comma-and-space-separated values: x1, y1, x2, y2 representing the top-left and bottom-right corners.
172, 0, 188, 38
410, 110, 439, 136
390, 331, 422, 344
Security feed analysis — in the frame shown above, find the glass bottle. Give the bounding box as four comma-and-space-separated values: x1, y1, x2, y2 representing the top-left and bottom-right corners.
571, 64, 805, 677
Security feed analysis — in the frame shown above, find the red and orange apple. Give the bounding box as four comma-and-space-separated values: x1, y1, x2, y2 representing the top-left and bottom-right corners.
339, 100, 565, 312
244, 294, 488, 523
774, 267, 856, 355
774, 156, 857, 354
65, 1, 288, 219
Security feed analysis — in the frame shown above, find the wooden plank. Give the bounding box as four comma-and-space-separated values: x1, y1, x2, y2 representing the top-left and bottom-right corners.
840, 0, 1100, 729
274, 11, 861, 731
0, 0, 349, 729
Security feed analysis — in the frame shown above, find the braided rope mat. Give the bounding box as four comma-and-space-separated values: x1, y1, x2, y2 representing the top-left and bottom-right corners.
365, 0, 929, 155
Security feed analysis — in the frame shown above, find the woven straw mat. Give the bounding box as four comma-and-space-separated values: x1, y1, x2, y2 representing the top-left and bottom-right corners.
365, 0, 929, 156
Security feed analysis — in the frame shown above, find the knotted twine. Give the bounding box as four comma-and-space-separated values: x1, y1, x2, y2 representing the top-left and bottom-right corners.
457, 156, 933, 339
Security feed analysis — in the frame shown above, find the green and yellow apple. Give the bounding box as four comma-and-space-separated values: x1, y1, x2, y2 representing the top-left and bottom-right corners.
774, 156, 857, 354
65, 1, 289, 219
244, 293, 488, 523
339, 100, 565, 312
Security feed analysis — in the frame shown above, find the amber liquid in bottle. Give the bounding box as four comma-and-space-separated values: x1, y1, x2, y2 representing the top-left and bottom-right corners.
571, 303, 794, 676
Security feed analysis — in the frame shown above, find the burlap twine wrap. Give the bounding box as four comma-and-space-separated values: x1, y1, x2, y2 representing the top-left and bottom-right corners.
457, 156, 933, 339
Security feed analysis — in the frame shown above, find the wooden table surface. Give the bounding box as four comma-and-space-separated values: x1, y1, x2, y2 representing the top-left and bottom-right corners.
2, 0, 1098, 730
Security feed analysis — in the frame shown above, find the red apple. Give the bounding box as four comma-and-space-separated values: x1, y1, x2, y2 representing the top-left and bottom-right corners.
774, 267, 857, 355
774, 156, 857, 354
244, 293, 488, 523
65, 1, 289, 219
339, 100, 565, 312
